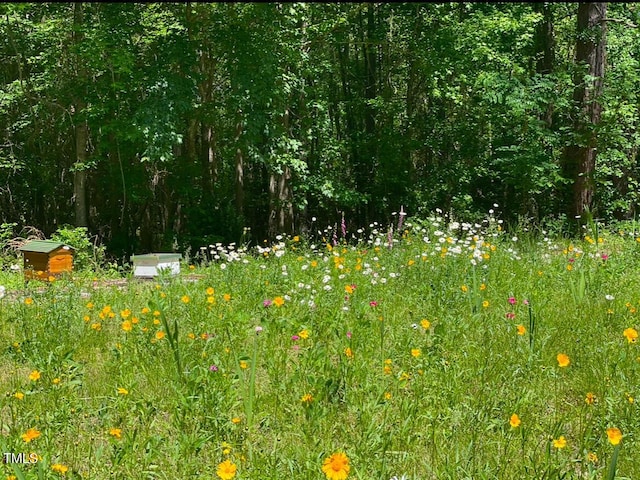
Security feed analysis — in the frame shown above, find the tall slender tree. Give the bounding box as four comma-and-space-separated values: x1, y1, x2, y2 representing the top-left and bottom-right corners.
563, 2, 607, 222
72, 2, 89, 227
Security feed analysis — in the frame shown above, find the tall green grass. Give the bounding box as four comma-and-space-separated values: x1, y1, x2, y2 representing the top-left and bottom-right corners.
0, 213, 638, 479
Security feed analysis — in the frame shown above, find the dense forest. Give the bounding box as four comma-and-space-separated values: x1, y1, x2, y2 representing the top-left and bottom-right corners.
1, 3, 639, 258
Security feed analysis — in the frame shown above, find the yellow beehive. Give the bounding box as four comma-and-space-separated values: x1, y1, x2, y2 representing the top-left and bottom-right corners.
18, 240, 75, 280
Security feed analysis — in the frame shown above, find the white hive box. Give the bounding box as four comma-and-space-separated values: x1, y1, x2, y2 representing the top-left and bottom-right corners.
131, 253, 181, 278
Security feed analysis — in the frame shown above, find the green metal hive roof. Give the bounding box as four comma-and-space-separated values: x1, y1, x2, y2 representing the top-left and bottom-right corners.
18, 240, 74, 254
130, 253, 182, 262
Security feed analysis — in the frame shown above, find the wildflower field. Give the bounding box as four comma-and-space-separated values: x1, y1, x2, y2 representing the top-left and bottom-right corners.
0, 211, 638, 479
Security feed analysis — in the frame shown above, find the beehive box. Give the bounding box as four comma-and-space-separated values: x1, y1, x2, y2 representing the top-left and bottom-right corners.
130, 253, 181, 278
18, 240, 75, 280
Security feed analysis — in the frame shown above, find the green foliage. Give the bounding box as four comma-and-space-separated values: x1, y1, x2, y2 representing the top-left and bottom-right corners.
1, 3, 640, 252
0, 223, 18, 269
51, 225, 105, 271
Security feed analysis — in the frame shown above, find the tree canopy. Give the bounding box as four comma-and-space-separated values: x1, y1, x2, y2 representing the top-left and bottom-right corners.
1, 3, 639, 257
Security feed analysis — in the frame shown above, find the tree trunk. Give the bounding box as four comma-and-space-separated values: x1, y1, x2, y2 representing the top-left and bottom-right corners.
268, 107, 295, 236
202, 125, 217, 189
359, 5, 378, 223
268, 166, 294, 237
73, 2, 88, 227
74, 121, 88, 227
534, 2, 555, 127
534, 3, 555, 76
234, 114, 244, 217
186, 2, 217, 207
563, 2, 607, 222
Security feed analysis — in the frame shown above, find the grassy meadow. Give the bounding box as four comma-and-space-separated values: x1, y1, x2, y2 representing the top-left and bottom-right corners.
0, 211, 639, 479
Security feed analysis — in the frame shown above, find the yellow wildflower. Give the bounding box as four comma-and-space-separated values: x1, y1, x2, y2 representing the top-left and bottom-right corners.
552, 435, 567, 449
623, 327, 638, 343
509, 414, 521, 428
322, 452, 350, 480
21, 428, 41, 443
556, 353, 570, 368
606, 427, 622, 446
51, 463, 69, 474
216, 459, 237, 480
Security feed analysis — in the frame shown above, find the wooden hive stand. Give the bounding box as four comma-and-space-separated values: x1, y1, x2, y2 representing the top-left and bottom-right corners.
18, 240, 75, 281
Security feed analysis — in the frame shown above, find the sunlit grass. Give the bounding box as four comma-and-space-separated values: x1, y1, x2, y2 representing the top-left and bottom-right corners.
0, 211, 638, 479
